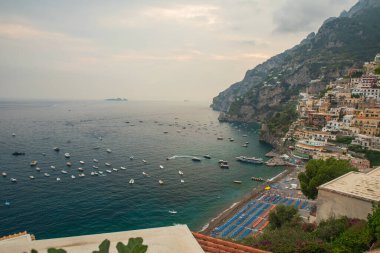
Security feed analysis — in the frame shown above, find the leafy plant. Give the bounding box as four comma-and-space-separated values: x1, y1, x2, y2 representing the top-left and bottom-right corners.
116, 237, 148, 253
268, 205, 299, 229
93, 239, 110, 253
368, 203, 380, 241
47, 249, 67, 253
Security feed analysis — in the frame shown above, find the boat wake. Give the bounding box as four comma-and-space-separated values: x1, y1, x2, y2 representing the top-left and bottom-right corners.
167, 155, 195, 160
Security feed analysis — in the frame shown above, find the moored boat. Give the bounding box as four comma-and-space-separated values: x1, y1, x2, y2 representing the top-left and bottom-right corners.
159, 165, 164, 169
30, 160, 38, 166
191, 157, 201, 162
64, 153, 70, 158
203, 154, 211, 159
2, 172, 7, 177
129, 179, 134, 184
10, 178, 17, 183
233, 180, 242, 184
236, 156, 263, 164
159, 180, 164, 185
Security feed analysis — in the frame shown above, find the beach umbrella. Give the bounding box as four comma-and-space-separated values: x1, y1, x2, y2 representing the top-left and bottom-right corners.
265, 186, 271, 190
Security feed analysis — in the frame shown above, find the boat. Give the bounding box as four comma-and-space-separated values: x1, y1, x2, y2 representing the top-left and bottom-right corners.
98, 171, 103, 175
217, 137, 224, 140
236, 156, 263, 164
129, 179, 134, 184
36, 167, 41, 171
53, 147, 60, 152
93, 159, 99, 163
251, 177, 265, 182
178, 170, 184, 175
220, 164, 229, 169
12, 152, 25, 156
105, 162, 111, 167
112, 168, 118, 172
159, 180, 164, 185
56, 177, 61, 181
78, 167, 84, 171
142, 172, 149, 176
106, 169, 112, 173
203, 155, 211, 159
71, 175, 76, 179
5, 201, 10, 206
12, 133, 16, 137
120, 166, 127, 170
93, 147, 100, 150
78, 173, 85, 177
2, 172, 7, 177
242, 144, 248, 148
233, 181, 242, 184
180, 179, 185, 183
106, 148, 112, 153
129, 156, 134, 160
30, 160, 38, 166
163, 131, 168, 134
61, 170, 68, 174
142, 160, 147, 164
93, 166, 99, 169
50, 165, 56, 169
79, 161, 85, 165
10, 178, 17, 183
44, 173, 50, 177
66, 162, 72, 167
90, 171, 95, 176
159, 165, 164, 169
229, 138, 234, 142
168, 210, 177, 214
191, 157, 201, 162
242, 134, 248, 137
64, 153, 70, 158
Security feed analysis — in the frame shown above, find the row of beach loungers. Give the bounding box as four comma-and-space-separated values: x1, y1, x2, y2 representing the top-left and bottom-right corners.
211, 194, 310, 240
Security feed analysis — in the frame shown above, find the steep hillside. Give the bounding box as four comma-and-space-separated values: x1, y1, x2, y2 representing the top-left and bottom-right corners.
212, 0, 380, 125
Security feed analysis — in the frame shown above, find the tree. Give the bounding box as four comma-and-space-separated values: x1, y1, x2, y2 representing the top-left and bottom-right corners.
268, 205, 299, 230
368, 203, 380, 241
298, 158, 356, 199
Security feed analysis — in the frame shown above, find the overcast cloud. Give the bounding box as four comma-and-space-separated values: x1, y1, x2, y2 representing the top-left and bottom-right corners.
0, 0, 357, 101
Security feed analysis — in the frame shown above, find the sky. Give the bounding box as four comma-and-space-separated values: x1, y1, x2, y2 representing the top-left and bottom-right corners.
0, 0, 357, 102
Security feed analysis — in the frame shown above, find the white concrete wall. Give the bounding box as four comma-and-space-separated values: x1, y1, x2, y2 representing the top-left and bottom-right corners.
316, 189, 373, 223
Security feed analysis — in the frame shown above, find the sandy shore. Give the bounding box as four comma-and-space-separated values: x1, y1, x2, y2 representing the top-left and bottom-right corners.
201, 167, 294, 235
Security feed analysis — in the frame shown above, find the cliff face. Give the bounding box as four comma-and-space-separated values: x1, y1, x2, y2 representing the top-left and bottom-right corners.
211, 0, 380, 121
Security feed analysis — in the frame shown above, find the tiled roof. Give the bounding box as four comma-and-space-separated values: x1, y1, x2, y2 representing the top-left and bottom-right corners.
192, 232, 271, 253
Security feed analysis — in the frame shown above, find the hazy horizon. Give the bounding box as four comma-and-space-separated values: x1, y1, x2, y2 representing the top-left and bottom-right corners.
0, 0, 357, 102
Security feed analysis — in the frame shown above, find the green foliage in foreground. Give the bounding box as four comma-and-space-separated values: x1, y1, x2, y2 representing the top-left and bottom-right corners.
268, 205, 299, 230
298, 158, 356, 199
31, 237, 148, 253
239, 205, 380, 253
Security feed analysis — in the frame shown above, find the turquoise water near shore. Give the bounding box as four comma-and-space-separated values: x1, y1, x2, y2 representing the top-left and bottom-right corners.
0, 100, 283, 239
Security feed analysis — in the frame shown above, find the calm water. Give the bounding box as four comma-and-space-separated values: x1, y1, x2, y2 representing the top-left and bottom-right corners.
0, 100, 283, 239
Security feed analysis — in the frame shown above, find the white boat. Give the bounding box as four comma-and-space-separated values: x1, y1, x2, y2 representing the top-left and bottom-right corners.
93, 165, 99, 169
106, 149, 112, 153
61, 170, 68, 174
44, 173, 50, 177
12, 133, 16, 137
98, 171, 103, 175
10, 178, 17, 183
180, 179, 185, 183
142, 172, 149, 176
106, 169, 112, 173
30, 160, 38, 166
93, 172, 98, 176
56, 177, 61, 181
120, 166, 127, 170
36, 167, 41, 171
233, 180, 242, 184
242, 144, 248, 148
50, 165, 56, 169
66, 162, 72, 167
142, 160, 147, 164
90, 171, 95, 176
53, 147, 60, 152
78, 173, 85, 177
178, 170, 184, 175
129, 179, 134, 184
191, 157, 201, 162
236, 156, 263, 164
129, 156, 134, 160
93, 159, 99, 163
105, 162, 111, 167
159, 165, 164, 169
79, 161, 85, 165
64, 153, 70, 158
159, 180, 164, 185
229, 138, 234, 142
78, 167, 84, 171
2, 172, 7, 177
71, 175, 76, 179
112, 168, 118, 172
203, 155, 211, 159
168, 210, 177, 214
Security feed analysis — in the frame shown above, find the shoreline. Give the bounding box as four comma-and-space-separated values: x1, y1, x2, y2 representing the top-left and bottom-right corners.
200, 166, 293, 235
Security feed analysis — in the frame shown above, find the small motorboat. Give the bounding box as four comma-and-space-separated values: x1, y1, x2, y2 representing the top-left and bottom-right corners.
120, 166, 127, 170
203, 154, 211, 159
66, 162, 72, 167
12, 152, 25, 156
191, 157, 201, 162
79, 161, 85, 165
36, 167, 41, 172
5, 201, 10, 206
106, 170, 112, 173
112, 168, 118, 172
142, 160, 147, 164
168, 210, 177, 214
53, 147, 60, 152
2, 172, 7, 177
217, 137, 224, 140
61, 170, 68, 174
242, 144, 248, 148
64, 153, 70, 158
56, 177, 61, 181
29, 176, 35, 179
129, 179, 134, 184
106, 148, 112, 153
129, 156, 134, 160
220, 164, 229, 169
78, 167, 84, 171
159, 180, 164, 185
78, 173, 85, 177
44, 173, 50, 177
10, 178, 17, 183
178, 170, 184, 176
236, 156, 263, 164
30, 160, 38, 166
105, 162, 111, 167
71, 175, 76, 179
142, 172, 149, 176
98, 171, 103, 175
180, 179, 185, 183
93, 159, 99, 163
93, 166, 99, 169
163, 131, 168, 134
12, 133, 16, 137
233, 181, 242, 184
93, 147, 100, 150
50, 165, 56, 169
90, 171, 95, 176
229, 138, 234, 142
159, 165, 164, 169
242, 134, 248, 137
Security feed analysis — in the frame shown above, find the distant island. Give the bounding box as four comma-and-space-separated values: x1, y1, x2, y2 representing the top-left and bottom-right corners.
105, 98, 128, 101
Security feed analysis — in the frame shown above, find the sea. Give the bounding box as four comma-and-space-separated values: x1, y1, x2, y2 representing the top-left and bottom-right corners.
0, 100, 283, 239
